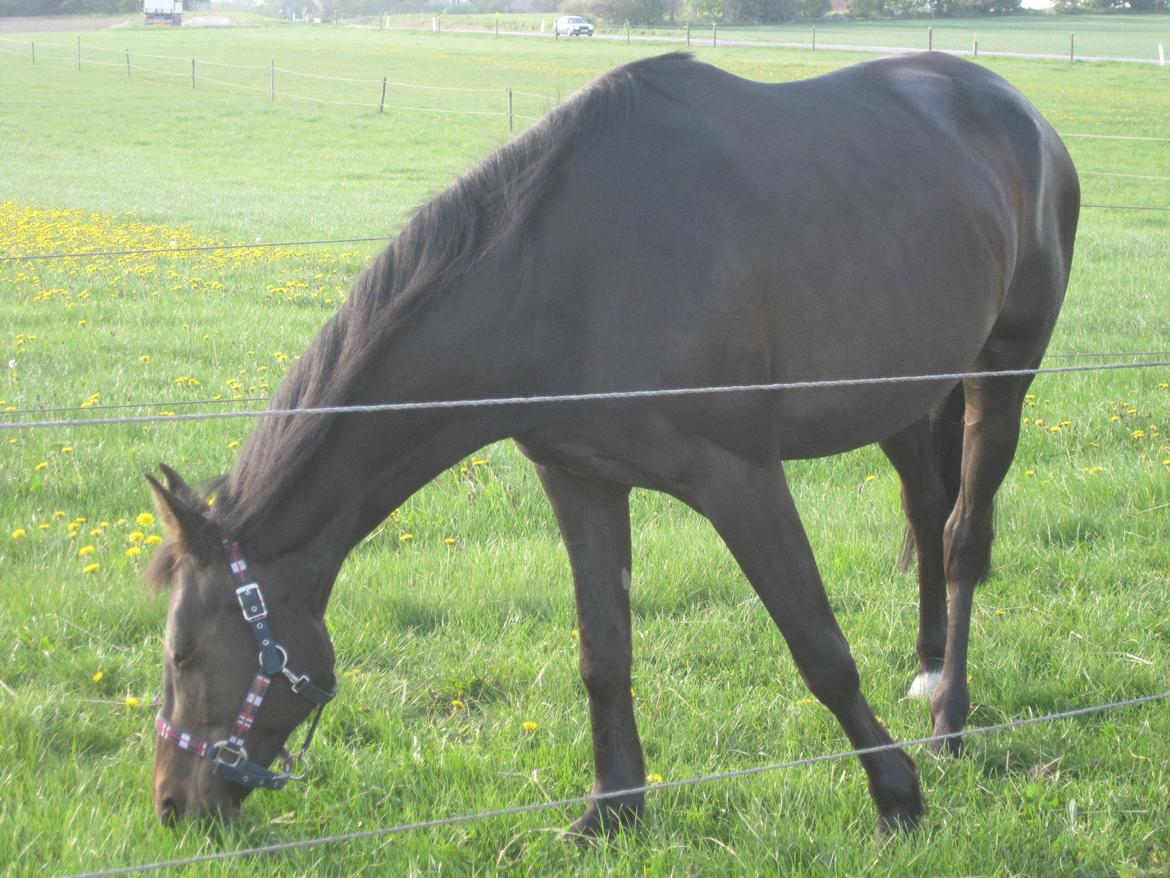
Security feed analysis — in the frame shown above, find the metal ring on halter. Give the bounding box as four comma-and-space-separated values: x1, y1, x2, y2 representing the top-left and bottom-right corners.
280, 750, 309, 781
259, 644, 289, 675
213, 742, 247, 768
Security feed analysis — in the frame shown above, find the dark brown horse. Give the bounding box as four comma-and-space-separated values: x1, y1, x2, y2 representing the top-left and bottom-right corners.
147, 52, 1079, 836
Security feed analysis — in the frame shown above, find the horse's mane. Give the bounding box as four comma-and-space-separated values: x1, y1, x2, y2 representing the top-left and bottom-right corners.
215, 53, 694, 541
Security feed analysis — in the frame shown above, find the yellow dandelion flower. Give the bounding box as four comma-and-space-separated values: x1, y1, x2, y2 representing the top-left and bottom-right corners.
91, 670, 104, 684
472, 459, 489, 467
34, 461, 47, 471
399, 533, 413, 542
1133, 430, 1146, 439
1024, 469, 1035, 478
78, 545, 95, 557
995, 608, 1006, 616
227, 440, 240, 449
570, 628, 579, 641
127, 531, 144, 543
60, 446, 73, 454
136, 513, 155, 527
864, 474, 877, 482
796, 697, 816, 706
126, 547, 141, 558
444, 537, 456, 545
646, 773, 664, 784
521, 721, 538, 732
83, 563, 101, 574
144, 535, 162, 546
53, 510, 66, 519
451, 699, 465, 710
125, 696, 141, 708
11, 528, 27, 539
139, 355, 151, 364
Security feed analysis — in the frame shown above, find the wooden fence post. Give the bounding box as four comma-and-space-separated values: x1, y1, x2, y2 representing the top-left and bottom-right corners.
191, 58, 195, 89
507, 87, 513, 132
125, 49, 131, 80
270, 59, 275, 100
686, 21, 690, 47
77, 36, 81, 70
380, 77, 387, 112
812, 25, 816, 51
1069, 32, 1075, 62
712, 22, 717, 47
928, 26, 933, 51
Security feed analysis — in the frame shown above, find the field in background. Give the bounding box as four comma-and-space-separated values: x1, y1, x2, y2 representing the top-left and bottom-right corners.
1, 21, 1169, 877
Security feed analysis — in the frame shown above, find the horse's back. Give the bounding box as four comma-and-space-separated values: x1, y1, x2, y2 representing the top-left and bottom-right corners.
523, 54, 1077, 463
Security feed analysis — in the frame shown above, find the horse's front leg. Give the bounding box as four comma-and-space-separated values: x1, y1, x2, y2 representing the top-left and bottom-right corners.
535, 463, 644, 839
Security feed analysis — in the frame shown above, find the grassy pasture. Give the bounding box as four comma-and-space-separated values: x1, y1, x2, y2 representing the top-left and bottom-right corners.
1, 23, 1169, 877
378, 11, 1170, 61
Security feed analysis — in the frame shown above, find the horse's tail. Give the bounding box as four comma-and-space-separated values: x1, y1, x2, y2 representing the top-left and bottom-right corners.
895, 382, 966, 572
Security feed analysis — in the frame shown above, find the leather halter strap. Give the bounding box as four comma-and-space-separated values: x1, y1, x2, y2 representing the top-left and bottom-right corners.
155, 536, 336, 790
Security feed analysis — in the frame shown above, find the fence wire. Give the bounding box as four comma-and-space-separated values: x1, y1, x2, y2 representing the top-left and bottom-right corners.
59, 689, 1170, 878
3, 360, 1168, 432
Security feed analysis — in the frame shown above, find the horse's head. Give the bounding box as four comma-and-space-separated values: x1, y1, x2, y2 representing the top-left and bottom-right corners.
146, 465, 336, 825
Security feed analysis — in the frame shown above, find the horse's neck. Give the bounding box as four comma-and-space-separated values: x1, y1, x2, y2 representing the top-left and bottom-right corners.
241, 286, 525, 567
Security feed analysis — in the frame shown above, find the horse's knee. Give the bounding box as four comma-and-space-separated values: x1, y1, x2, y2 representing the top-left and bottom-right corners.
943, 513, 993, 587
579, 650, 631, 703
795, 635, 861, 712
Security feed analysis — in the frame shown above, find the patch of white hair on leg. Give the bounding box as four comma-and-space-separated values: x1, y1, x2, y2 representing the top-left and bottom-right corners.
906, 670, 941, 700
621, 567, 631, 592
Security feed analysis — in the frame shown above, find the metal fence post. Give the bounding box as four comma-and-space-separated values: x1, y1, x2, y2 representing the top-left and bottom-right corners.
507, 87, 513, 132
380, 77, 387, 113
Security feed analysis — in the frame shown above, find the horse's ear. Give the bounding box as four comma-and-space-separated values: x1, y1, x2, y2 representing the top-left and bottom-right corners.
146, 466, 213, 556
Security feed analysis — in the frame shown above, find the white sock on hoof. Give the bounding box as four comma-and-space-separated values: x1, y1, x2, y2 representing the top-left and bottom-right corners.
906, 670, 941, 700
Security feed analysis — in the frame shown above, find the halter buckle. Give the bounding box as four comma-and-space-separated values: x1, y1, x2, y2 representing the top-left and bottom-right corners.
235, 582, 267, 622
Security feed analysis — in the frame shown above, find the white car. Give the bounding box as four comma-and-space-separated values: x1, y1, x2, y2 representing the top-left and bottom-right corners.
555, 15, 594, 37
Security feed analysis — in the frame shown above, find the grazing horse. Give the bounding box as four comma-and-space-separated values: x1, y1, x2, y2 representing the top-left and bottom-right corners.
147, 51, 1078, 836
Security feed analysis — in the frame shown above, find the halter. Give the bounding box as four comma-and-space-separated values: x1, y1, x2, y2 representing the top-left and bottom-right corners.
155, 537, 336, 790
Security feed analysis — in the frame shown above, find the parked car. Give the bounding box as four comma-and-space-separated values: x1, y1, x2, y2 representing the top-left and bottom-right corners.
554, 15, 594, 36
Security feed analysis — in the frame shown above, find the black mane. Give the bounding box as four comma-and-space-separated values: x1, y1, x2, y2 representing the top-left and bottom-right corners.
214, 53, 694, 541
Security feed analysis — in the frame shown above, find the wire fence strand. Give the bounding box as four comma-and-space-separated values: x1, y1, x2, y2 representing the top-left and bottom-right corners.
60, 689, 1170, 878
3, 360, 1168, 432
5, 350, 1167, 420
2, 198, 1165, 263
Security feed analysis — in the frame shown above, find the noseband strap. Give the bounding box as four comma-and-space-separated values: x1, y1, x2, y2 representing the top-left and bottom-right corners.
156, 536, 336, 791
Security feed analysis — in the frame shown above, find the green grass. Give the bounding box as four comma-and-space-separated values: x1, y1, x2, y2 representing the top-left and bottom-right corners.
372, 11, 1170, 60
2, 22, 1169, 878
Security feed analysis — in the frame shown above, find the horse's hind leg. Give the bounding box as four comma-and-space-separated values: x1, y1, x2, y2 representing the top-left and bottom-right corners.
880, 384, 964, 700
535, 463, 645, 839
693, 457, 923, 835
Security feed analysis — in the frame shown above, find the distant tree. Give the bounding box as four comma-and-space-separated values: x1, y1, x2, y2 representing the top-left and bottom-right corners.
845, 0, 882, 16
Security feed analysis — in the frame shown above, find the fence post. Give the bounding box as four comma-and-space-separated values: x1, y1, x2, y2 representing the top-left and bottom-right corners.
973, 33, 977, 57
712, 22, 717, 48
125, 49, 131, 80
812, 24, 815, 51
686, 21, 690, 47
31, 41, 35, 64
380, 77, 387, 112
1069, 32, 1074, 62
928, 26, 932, 51
191, 58, 196, 89
1159, 43, 1165, 67
495, 13, 499, 36
77, 36, 81, 70
507, 87, 513, 132
270, 59, 275, 100
626, 20, 630, 43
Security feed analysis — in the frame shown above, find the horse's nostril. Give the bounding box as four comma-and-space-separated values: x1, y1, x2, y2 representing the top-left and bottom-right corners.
159, 796, 181, 826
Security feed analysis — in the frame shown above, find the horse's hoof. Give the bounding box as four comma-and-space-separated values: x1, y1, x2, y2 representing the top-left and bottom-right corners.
561, 799, 642, 844
876, 791, 925, 838
906, 670, 941, 700
928, 730, 964, 757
